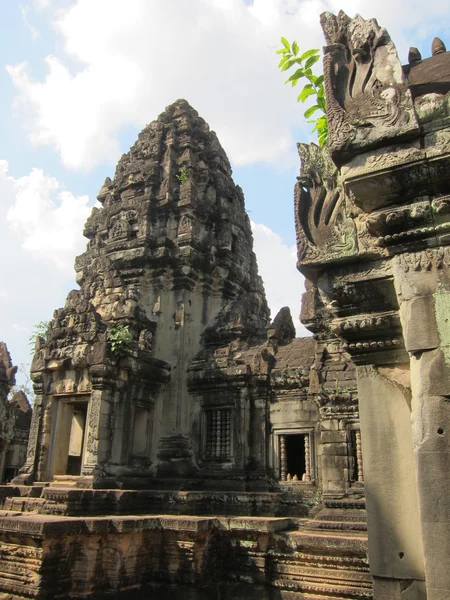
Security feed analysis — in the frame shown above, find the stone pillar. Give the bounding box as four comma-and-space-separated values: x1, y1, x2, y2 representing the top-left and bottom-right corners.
355, 430, 363, 483
356, 363, 426, 599
392, 249, 450, 600
319, 417, 348, 496
279, 435, 286, 481
304, 434, 311, 482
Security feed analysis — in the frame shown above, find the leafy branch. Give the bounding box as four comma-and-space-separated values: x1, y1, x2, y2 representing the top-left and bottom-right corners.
29, 321, 50, 355
107, 324, 133, 359
277, 38, 328, 146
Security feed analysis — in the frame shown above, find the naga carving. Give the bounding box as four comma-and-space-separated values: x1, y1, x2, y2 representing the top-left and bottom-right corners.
295, 142, 357, 266
320, 11, 418, 162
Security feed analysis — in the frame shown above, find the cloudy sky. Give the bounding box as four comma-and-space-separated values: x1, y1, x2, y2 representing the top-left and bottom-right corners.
1, 0, 449, 382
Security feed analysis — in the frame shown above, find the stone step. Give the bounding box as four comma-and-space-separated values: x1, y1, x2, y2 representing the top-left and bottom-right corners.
315, 508, 367, 523
324, 498, 366, 510
290, 529, 368, 557
50, 476, 84, 488
272, 577, 372, 599
1, 497, 47, 513
306, 519, 367, 532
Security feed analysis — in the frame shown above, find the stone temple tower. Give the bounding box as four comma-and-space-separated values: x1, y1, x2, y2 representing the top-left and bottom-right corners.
20, 99, 269, 488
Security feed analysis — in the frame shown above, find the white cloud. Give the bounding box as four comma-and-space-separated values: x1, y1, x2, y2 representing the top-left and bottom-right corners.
20, 5, 40, 40
0, 160, 91, 271
6, 0, 316, 171
33, 0, 51, 10
251, 221, 310, 337
0, 162, 85, 378
8, 0, 449, 172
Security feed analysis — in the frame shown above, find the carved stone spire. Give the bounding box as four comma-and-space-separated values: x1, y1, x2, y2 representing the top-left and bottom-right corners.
27, 99, 270, 485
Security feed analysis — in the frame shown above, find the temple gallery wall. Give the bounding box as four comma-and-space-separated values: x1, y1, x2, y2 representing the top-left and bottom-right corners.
0, 9, 449, 600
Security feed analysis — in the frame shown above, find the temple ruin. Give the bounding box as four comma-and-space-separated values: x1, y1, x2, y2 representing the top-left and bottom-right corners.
0, 9, 448, 600
0, 344, 32, 484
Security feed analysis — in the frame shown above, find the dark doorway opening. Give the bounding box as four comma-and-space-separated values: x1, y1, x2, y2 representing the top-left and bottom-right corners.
286, 434, 306, 480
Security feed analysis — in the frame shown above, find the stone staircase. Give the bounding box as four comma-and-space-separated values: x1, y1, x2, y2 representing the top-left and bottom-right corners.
306, 498, 367, 532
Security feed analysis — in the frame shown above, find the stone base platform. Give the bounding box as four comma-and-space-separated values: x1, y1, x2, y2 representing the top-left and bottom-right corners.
0, 485, 318, 518
0, 512, 372, 600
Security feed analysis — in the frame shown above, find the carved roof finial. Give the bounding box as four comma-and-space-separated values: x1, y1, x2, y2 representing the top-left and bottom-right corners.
432, 37, 446, 56
267, 307, 296, 345
408, 47, 422, 64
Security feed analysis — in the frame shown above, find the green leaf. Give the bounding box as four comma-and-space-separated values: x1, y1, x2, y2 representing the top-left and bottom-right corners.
276, 47, 290, 54
286, 68, 304, 83
318, 131, 328, 146
278, 55, 289, 68
315, 75, 324, 87
317, 97, 326, 112
297, 85, 315, 103
281, 37, 290, 51
304, 105, 321, 118
292, 41, 299, 56
281, 58, 299, 72
299, 48, 319, 61
305, 54, 320, 70
315, 115, 328, 127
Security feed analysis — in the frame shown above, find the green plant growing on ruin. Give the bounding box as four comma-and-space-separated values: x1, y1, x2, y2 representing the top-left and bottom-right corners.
276, 38, 328, 146
107, 324, 133, 359
29, 321, 50, 354
176, 166, 190, 185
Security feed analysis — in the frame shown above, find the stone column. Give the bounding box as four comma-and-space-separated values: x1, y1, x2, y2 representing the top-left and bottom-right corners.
356, 363, 426, 599
304, 434, 312, 482
392, 249, 450, 600
354, 430, 363, 483
319, 416, 349, 496
83, 366, 115, 481
279, 435, 286, 481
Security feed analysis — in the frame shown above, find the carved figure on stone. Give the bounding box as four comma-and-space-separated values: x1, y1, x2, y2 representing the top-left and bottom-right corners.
178, 215, 192, 236
320, 11, 418, 161
295, 143, 357, 264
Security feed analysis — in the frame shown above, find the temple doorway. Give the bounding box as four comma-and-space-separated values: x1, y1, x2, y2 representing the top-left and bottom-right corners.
286, 434, 306, 480
53, 399, 89, 476
278, 431, 313, 482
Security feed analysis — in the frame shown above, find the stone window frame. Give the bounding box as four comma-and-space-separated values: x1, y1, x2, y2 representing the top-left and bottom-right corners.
201, 406, 234, 463
272, 427, 316, 485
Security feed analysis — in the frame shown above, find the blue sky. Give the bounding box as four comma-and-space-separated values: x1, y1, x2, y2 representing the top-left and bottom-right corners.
1, 0, 449, 386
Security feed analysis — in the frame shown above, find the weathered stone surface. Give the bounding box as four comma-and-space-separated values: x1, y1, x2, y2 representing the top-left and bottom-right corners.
23, 99, 270, 488
0, 512, 371, 600
0, 96, 372, 598
320, 11, 419, 164
0, 344, 31, 484
297, 12, 450, 600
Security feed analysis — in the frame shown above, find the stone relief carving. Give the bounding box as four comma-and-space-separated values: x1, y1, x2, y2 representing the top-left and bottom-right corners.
178, 215, 192, 236
320, 11, 418, 160
295, 143, 357, 264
